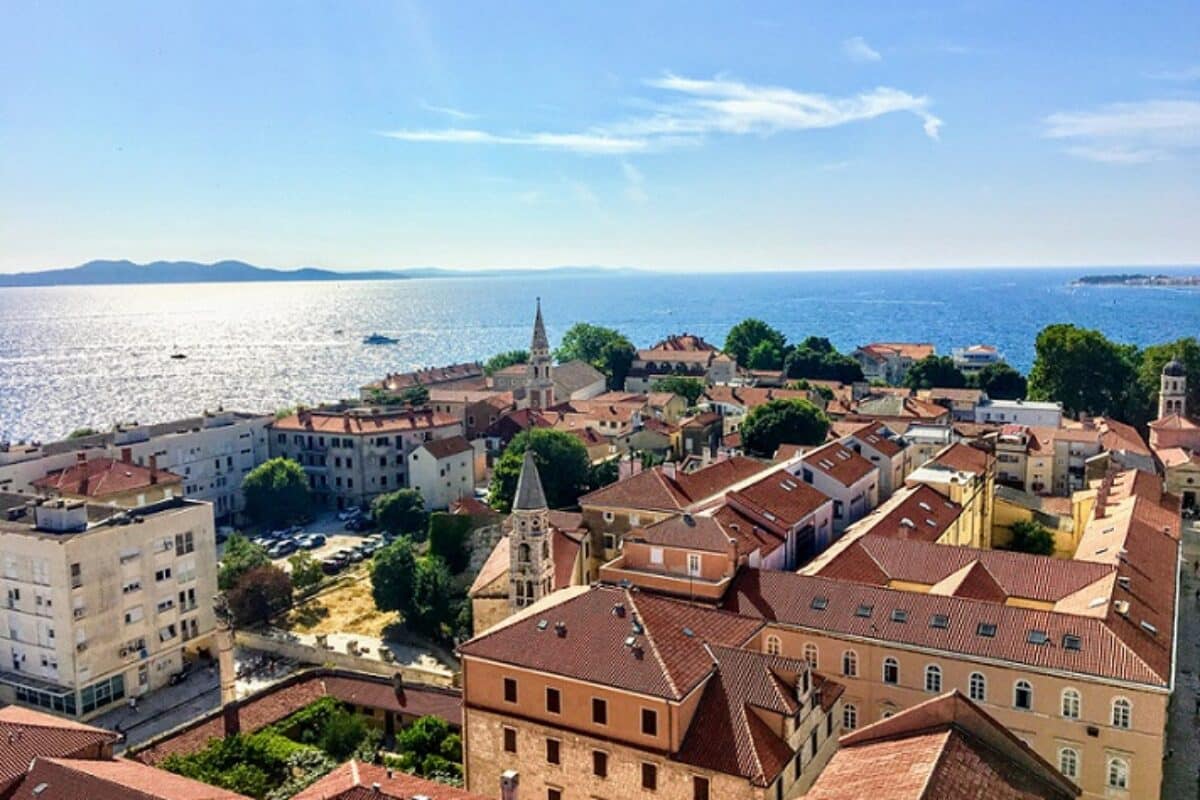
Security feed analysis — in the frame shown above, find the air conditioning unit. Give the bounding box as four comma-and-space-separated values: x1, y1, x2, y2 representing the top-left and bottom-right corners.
119, 647, 129, 658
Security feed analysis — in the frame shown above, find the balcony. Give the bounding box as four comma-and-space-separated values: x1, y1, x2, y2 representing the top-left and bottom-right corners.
598, 555, 731, 602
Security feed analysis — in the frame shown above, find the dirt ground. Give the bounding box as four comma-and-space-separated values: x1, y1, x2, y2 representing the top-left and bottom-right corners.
285, 574, 399, 637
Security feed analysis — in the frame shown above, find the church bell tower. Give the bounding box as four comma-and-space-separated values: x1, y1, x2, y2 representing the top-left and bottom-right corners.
526, 298, 555, 409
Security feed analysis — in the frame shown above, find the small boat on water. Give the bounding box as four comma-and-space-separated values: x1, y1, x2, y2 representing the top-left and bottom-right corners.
170, 352, 187, 360
362, 333, 398, 345
333, 328, 344, 335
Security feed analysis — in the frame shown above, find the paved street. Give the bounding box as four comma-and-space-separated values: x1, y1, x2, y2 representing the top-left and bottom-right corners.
1164, 517, 1200, 799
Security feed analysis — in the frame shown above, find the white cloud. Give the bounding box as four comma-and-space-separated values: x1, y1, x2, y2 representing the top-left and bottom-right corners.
380, 128, 649, 154
1044, 100, 1200, 163
419, 100, 477, 120
1145, 65, 1200, 82
621, 161, 647, 203
843, 36, 881, 63
381, 72, 942, 155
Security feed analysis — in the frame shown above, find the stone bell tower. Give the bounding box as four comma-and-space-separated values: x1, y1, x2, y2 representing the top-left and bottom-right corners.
526, 298, 555, 410
1159, 358, 1187, 419
509, 449, 554, 610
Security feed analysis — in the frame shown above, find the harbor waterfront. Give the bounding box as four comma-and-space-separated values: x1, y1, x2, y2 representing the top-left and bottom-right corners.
2, 266, 1198, 441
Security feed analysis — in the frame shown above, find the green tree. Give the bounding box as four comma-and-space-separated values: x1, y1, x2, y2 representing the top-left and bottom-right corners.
747, 339, 785, 370
317, 709, 369, 760
740, 398, 830, 457
428, 513, 473, 573
554, 323, 637, 389
226, 564, 293, 626
287, 551, 324, 595
407, 556, 454, 639
724, 318, 787, 368
1027, 324, 1143, 420
483, 349, 528, 375
1008, 519, 1055, 556
650, 375, 705, 406
372, 488, 429, 538
67, 427, 98, 439
971, 362, 1028, 400
218, 533, 270, 591
397, 714, 453, 762
400, 385, 430, 407
903, 355, 967, 390
783, 337, 864, 382
1136, 337, 1200, 420
588, 458, 619, 492
488, 428, 591, 512
242, 458, 311, 528
371, 537, 418, 614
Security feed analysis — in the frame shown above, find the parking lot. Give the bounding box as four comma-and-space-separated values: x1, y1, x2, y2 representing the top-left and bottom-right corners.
248, 510, 389, 576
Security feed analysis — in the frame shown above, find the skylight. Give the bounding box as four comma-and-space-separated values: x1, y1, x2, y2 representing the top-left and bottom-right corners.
890, 609, 908, 623
930, 614, 949, 629
811, 596, 829, 610
1062, 634, 1082, 651
1026, 630, 1049, 645
976, 622, 997, 638
855, 604, 874, 618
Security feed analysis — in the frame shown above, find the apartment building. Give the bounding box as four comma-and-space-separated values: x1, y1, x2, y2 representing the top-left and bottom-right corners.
832, 420, 912, 500
460, 586, 843, 800
851, 342, 935, 385
975, 398, 1063, 428
950, 344, 1004, 374
408, 435, 480, 510
32, 451, 182, 508
0, 410, 271, 521
723, 467, 1179, 800
623, 335, 737, 393
905, 442, 995, 548
0, 494, 218, 719
785, 440, 879, 538
269, 406, 464, 510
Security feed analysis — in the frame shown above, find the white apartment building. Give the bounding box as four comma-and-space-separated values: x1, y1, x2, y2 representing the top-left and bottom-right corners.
0, 494, 219, 719
974, 398, 1063, 428
0, 410, 271, 522
407, 436, 481, 510
785, 440, 880, 540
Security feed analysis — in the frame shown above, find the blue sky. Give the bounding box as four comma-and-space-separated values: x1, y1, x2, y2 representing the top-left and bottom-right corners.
2, 1, 1198, 273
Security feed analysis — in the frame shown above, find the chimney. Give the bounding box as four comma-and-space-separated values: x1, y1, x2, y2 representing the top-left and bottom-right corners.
727, 536, 739, 569
121, 447, 132, 464
222, 701, 241, 737
75, 452, 90, 497
662, 461, 677, 480
500, 769, 519, 800
149, 455, 158, 485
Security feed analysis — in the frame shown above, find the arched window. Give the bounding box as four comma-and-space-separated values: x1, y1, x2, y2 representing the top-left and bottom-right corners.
517, 543, 531, 563
924, 664, 942, 693
803, 643, 818, 669
1106, 757, 1129, 790
842, 703, 857, 731
882, 657, 899, 685
1058, 747, 1079, 780
841, 650, 858, 677
1112, 697, 1131, 729
765, 635, 781, 656
968, 672, 986, 702
1061, 688, 1081, 719
1014, 680, 1033, 711
541, 540, 549, 559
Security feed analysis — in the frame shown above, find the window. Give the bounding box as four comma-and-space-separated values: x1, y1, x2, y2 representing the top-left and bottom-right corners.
810, 596, 829, 610
803, 643, 818, 669
649, 546, 664, 565
968, 672, 987, 702
1062, 634, 1082, 651
883, 657, 899, 685
174, 531, 194, 556
154, 567, 172, 582
1014, 680, 1033, 711
592, 750, 608, 778
843, 703, 858, 730
503, 727, 517, 753
1107, 757, 1128, 790
854, 604, 873, 618
547, 790, 562, 800
592, 697, 608, 725
693, 775, 710, 800
1058, 747, 1079, 779
976, 622, 997, 638
642, 708, 658, 736
924, 664, 942, 693
765, 635, 781, 656
929, 613, 949, 629
841, 650, 858, 677
687, 553, 701, 576
503, 677, 517, 703
1061, 688, 1081, 719
642, 762, 658, 791
546, 738, 560, 765
1112, 697, 1131, 729
545, 686, 561, 714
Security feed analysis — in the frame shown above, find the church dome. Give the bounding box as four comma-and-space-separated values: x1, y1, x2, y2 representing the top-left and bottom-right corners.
1163, 358, 1186, 377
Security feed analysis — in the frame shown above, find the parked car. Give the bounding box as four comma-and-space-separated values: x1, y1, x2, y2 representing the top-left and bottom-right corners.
346, 517, 372, 532
267, 540, 298, 559
337, 507, 363, 522
251, 536, 273, 550
299, 533, 326, 550
320, 557, 345, 575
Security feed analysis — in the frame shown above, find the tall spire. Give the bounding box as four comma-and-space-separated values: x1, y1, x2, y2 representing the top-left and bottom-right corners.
513, 449, 549, 511
531, 297, 549, 352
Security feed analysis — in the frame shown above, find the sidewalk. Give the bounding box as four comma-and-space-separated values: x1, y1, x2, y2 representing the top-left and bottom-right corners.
1162, 518, 1200, 799
93, 664, 221, 751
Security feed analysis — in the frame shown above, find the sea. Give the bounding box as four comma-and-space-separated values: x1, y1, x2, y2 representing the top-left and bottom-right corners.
1, 266, 1197, 443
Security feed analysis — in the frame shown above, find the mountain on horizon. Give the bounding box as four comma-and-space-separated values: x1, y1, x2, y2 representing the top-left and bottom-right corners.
0, 260, 642, 287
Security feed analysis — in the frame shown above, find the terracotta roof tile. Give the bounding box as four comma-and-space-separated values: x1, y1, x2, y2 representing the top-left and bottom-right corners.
32, 457, 182, 498
418, 435, 474, 459
15, 757, 250, 800
292, 761, 489, 800
0, 707, 120, 796
930, 441, 992, 476
799, 440, 877, 486
273, 408, 460, 435
579, 456, 767, 512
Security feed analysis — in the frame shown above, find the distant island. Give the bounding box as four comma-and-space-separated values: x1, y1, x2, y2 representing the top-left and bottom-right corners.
0, 259, 643, 288
1072, 273, 1200, 287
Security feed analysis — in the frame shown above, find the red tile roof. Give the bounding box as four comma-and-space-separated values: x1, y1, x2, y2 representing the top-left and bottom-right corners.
16, 757, 250, 800
929, 441, 992, 476
363, 363, 484, 393
0, 707, 121, 796
809, 692, 1078, 800
725, 468, 831, 532
32, 457, 182, 498
1149, 412, 1198, 430
273, 408, 460, 435
849, 484, 961, 543
291, 761, 488, 800
459, 586, 763, 700
799, 440, 877, 486
703, 386, 814, 411
648, 333, 719, 352
417, 435, 474, 459
723, 570, 1168, 686
579, 456, 768, 512
857, 342, 936, 361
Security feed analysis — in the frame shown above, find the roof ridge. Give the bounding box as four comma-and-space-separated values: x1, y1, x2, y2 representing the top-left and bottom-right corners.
739, 703, 768, 785
625, 590, 682, 699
